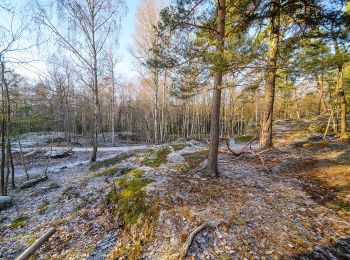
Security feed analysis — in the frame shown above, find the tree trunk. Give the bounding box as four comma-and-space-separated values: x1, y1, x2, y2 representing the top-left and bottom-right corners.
1, 61, 6, 195
111, 74, 115, 145
337, 65, 347, 135
207, 0, 225, 177
259, 0, 280, 149
90, 12, 99, 162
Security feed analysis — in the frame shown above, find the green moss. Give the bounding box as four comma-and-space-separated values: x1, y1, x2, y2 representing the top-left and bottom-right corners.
170, 143, 190, 151
27, 236, 38, 245
234, 135, 254, 143
38, 201, 50, 214
142, 147, 171, 168
95, 166, 117, 177
90, 152, 135, 171
10, 216, 28, 228
105, 169, 153, 226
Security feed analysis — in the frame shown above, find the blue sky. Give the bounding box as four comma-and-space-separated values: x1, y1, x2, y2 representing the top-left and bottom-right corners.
115, 0, 139, 80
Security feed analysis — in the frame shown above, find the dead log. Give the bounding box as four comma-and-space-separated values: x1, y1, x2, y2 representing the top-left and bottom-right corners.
19, 177, 47, 190
15, 227, 55, 260
23, 150, 40, 158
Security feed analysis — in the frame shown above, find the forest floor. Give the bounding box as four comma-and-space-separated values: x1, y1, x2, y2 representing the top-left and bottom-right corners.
0, 117, 349, 259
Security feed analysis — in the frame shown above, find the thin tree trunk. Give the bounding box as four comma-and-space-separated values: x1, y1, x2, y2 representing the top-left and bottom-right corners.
0, 61, 6, 195
259, 0, 280, 149
207, 0, 225, 177
18, 138, 30, 181
90, 22, 99, 162
111, 70, 115, 145
337, 65, 347, 135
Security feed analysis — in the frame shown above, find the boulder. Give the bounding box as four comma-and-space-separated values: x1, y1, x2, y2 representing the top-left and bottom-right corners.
0, 196, 12, 210
20, 177, 47, 190
45, 149, 72, 159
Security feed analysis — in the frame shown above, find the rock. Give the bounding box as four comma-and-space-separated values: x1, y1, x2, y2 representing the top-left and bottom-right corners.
0, 196, 12, 210
45, 149, 72, 159
20, 177, 47, 189
216, 231, 223, 239
308, 135, 323, 142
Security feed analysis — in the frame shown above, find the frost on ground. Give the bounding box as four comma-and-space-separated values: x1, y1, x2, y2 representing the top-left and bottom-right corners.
0, 132, 350, 259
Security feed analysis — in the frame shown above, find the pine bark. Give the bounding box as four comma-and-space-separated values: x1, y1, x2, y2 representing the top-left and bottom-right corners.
259, 0, 280, 149
207, 0, 225, 177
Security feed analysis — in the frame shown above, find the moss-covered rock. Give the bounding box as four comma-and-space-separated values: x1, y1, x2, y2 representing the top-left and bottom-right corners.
106, 168, 159, 259
10, 216, 28, 228
105, 169, 153, 225
95, 166, 118, 177
142, 147, 171, 168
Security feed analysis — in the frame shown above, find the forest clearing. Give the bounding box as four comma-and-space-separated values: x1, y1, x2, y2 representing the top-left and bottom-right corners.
0, 117, 349, 259
1, 0, 350, 259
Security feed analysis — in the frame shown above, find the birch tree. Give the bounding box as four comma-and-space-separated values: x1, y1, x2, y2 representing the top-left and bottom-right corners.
36, 0, 126, 161
131, 0, 163, 144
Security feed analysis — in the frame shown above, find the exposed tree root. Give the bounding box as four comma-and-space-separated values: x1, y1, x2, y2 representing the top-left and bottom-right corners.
181, 220, 225, 258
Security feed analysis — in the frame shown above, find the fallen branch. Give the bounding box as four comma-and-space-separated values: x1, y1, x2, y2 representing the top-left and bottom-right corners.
224, 134, 257, 156
15, 227, 56, 260
224, 134, 243, 156
240, 135, 257, 153
225, 136, 269, 172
